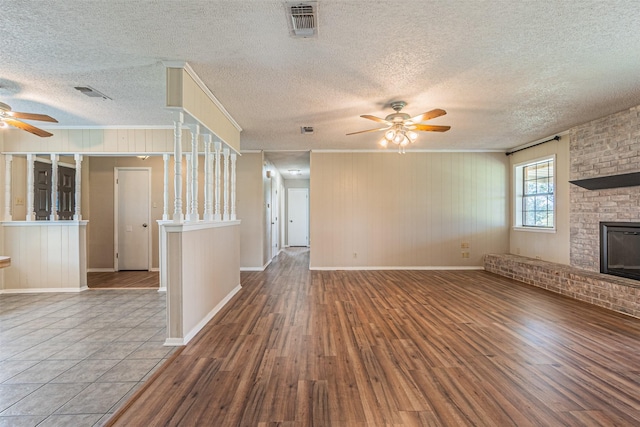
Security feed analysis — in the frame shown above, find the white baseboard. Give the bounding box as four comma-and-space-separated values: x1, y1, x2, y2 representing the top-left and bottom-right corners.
87, 268, 115, 273
157, 287, 167, 293
164, 283, 242, 347
240, 259, 272, 272
0, 286, 88, 294
309, 266, 485, 271
150, 267, 160, 272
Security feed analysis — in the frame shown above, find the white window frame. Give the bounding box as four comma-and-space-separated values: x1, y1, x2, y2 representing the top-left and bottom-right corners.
513, 154, 556, 233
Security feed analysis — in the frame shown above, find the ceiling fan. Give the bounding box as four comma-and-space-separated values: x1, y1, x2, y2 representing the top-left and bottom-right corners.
0, 102, 58, 137
347, 101, 450, 153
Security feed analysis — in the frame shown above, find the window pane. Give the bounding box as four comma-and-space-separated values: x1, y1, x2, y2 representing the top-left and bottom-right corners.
518, 158, 554, 228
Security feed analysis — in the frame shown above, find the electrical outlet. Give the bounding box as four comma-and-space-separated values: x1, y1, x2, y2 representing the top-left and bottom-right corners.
462, 252, 470, 258
15, 197, 24, 206
461, 242, 470, 249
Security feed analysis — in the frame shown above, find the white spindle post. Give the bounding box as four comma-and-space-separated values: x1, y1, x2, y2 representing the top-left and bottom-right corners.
188, 125, 200, 222
4, 154, 12, 221
203, 135, 214, 221
230, 153, 237, 221
214, 142, 221, 221
173, 114, 184, 223
50, 154, 58, 221
73, 154, 82, 220
185, 153, 192, 221
162, 153, 170, 220
26, 154, 35, 221
223, 148, 230, 221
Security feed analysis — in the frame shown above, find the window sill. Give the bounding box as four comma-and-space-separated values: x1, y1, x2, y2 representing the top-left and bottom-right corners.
512, 226, 557, 234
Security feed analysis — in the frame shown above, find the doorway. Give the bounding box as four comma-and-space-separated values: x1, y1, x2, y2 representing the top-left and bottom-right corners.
114, 167, 151, 271
287, 188, 309, 247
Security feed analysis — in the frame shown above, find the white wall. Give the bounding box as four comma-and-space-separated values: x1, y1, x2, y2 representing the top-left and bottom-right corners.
310, 152, 509, 269
508, 136, 570, 264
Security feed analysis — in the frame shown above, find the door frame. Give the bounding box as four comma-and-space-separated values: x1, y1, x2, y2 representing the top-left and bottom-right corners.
114, 167, 152, 271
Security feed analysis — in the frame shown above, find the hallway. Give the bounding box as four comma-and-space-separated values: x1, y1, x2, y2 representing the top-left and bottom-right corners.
110, 248, 640, 426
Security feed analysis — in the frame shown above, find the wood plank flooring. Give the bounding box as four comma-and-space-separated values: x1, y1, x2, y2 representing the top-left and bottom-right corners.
87, 271, 159, 289
109, 248, 640, 426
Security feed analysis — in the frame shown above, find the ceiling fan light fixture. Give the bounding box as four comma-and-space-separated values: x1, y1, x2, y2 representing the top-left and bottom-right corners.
407, 131, 418, 141
385, 129, 396, 140
379, 138, 388, 148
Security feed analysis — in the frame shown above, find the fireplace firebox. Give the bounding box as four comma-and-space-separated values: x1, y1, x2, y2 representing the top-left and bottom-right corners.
600, 222, 640, 281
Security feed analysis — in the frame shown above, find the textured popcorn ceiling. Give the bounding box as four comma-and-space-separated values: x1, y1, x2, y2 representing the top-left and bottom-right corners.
1, 1, 640, 155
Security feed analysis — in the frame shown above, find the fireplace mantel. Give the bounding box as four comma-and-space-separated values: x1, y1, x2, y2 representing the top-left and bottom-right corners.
570, 171, 640, 190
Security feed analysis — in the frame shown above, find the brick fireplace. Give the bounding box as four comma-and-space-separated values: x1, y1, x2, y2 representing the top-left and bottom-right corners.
570, 105, 640, 271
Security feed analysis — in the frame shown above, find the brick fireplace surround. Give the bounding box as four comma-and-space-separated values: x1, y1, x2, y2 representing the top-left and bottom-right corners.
485, 105, 640, 319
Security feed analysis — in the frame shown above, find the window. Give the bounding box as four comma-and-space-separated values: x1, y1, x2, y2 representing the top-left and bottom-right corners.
514, 156, 555, 230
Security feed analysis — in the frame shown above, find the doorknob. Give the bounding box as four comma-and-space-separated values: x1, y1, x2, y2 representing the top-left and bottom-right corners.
142, 223, 148, 228
290, 220, 293, 222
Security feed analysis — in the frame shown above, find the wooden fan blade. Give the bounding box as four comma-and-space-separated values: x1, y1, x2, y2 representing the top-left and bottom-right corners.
408, 109, 446, 123
10, 111, 58, 122
3, 118, 53, 137
346, 126, 389, 136
361, 114, 391, 125
411, 124, 451, 132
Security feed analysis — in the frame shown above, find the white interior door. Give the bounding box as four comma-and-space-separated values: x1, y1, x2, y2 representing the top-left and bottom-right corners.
116, 168, 151, 270
288, 188, 309, 247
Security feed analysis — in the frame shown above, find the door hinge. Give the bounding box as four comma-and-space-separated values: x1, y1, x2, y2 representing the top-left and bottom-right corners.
116, 178, 119, 184
116, 253, 118, 258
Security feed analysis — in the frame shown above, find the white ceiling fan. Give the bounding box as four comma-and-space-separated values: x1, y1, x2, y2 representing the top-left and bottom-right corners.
347, 101, 450, 152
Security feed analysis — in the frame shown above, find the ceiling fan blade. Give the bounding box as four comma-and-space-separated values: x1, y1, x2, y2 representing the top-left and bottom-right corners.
361, 114, 391, 125
411, 124, 451, 132
9, 111, 58, 122
3, 118, 53, 137
408, 109, 446, 123
346, 126, 389, 136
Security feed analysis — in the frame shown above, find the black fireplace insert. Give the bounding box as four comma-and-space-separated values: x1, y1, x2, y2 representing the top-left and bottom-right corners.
600, 222, 640, 281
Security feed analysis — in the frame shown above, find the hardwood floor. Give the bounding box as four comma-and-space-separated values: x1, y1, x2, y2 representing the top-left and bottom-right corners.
108, 248, 640, 426
87, 271, 159, 289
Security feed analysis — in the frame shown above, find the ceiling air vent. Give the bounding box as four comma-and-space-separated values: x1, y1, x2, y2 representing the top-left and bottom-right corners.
74, 86, 112, 100
286, 2, 318, 38
301, 126, 314, 134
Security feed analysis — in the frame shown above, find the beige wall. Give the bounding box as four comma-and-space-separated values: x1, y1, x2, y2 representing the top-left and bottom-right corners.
509, 136, 570, 264
2, 128, 174, 153
310, 152, 509, 268
236, 152, 265, 269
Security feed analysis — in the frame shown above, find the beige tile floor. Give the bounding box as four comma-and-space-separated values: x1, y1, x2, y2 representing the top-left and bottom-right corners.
0, 289, 174, 427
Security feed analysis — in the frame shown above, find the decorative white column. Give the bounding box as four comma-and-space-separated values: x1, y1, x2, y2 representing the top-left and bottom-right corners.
187, 125, 200, 222
223, 148, 230, 221
73, 154, 83, 220
49, 154, 59, 221
214, 142, 222, 221
230, 153, 237, 221
185, 153, 192, 221
26, 154, 35, 221
162, 153, 170, 220
173, 113, 184, 223
203, 135, 214, 221
4, 154, 12, 221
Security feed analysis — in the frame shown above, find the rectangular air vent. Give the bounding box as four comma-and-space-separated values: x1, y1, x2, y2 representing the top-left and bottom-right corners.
74, 86, 112, 100
301, 126, 314, 134
286, 2, 318, 38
